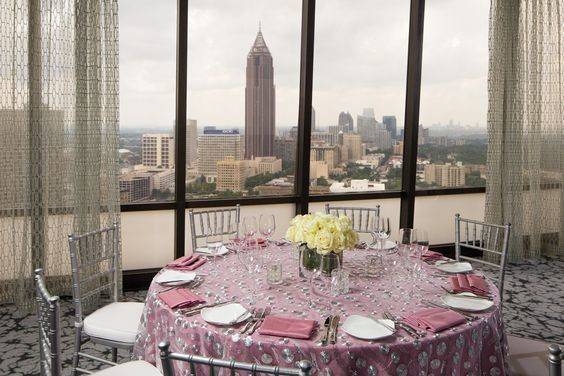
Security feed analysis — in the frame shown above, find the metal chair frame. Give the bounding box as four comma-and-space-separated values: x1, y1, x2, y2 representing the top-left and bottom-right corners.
454, 214, 511, 301
549, 344, 563, 376
325, 203, 380, 239
188, 204, 240, 251
68, 222, 126, 375
36, 269, 63, 376
158, 342, 312, 376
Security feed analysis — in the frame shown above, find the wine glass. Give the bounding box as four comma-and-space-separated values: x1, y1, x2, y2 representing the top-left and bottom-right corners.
398, 228, 415, 245
226, 220, 241, 252
375, 217, 391, 251
242, 216, 257, 245
206, 228, 223, 275
259, 214, 276, 244
416, 229, 429, 253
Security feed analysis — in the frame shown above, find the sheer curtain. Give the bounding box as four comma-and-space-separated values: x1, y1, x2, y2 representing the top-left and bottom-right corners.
0, 0, 121, 308
485, 0, 563, 261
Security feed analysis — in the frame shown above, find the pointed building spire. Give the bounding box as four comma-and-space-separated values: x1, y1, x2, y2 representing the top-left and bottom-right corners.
249, 22, 270, 54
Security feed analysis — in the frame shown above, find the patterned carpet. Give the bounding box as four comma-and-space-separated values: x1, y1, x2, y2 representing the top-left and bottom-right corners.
1, 257, 562, 375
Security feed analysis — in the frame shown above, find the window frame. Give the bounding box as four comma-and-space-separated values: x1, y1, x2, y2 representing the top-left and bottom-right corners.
120, 0, 485, 259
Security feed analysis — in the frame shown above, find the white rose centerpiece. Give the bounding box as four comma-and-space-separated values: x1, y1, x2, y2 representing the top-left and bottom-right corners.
286, 212, 358, 275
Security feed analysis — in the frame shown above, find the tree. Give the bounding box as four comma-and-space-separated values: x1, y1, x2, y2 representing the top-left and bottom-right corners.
316, 176, 330, 186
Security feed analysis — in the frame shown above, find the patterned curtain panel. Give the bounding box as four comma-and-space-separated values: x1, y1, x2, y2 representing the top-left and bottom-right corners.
486, 0, 563, 261
0, 0, 121, 308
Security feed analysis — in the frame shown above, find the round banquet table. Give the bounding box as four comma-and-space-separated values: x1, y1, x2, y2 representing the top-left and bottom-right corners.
133, 244, 509, 376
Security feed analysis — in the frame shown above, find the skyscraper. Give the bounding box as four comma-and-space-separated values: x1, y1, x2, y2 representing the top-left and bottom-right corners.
382, 116, 397, 139
311, 106, 316, 131
338, 111, 354, 133
245, 26, 275, 159
186, 119, 198, 168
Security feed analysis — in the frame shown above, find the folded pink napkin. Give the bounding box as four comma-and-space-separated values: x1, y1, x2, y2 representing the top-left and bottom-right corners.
258, 315, 317, 339
403, 307, 466, 333
158, 288, 205, 309
167, 255, 207, 271
450, 273, 489, 296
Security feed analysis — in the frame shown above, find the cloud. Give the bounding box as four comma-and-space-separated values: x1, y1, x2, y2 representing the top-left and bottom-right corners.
119, 0, 490, 130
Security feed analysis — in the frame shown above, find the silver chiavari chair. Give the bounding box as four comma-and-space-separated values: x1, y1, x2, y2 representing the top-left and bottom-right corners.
68, 223, 145, 375
549, 345, 563, 376
454, 214, 511, 301
158, 342, 312, 376
36, 269, 62, 376
188, 204, 240, 252
35, 268, 160, 376
325, 204, 380, 238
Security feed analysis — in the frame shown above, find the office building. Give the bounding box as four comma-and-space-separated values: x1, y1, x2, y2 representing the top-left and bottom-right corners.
197, 129, 244, 181
342, 133, 363, 162
424, 163, 466, 187
382, 116, 397, 139
186, 119, 198, 167
274, 137, 296, 164
142, 134, 174, 169
338, 111, 354, 133
248, 156, 282, 175
216, 157, 249, 192
245, 27, 275, 158
374, 128, 392, 150
119, 173, 151, 203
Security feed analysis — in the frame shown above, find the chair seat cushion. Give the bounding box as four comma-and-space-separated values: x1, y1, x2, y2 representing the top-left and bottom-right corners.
94, 360, 161, 375
508, 335, 550, 376
84, 302, 144, 344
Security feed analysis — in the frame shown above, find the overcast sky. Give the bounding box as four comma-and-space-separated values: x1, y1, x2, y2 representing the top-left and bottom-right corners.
119, 0, 489, 131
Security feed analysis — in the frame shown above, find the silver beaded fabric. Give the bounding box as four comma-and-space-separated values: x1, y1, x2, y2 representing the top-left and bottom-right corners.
485, 0, 563, 261
0, 0, 121, 308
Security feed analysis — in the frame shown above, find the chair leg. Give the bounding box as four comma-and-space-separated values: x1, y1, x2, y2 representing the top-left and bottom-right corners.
71, 326, 82, 376
111, 348, 118, 363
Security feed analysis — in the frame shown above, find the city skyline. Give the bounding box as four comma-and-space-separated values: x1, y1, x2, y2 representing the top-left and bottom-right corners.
119, 0, 489, 130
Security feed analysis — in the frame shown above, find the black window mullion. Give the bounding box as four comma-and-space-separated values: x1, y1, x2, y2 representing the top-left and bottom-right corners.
400, 0, 425, 229
174, 0, 188, 259
295, 0, 316, 215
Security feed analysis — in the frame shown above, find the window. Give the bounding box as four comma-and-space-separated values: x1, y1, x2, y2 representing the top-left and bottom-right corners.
417, 0, 489, 190
309, 0, 410, 195
119, 1, 176, 203
185, 0, 302, 199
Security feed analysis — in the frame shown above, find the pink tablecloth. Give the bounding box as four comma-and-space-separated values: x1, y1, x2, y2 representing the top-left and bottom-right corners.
133, 246, 509, 375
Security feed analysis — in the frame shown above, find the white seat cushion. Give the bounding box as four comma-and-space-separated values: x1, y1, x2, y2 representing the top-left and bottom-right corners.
94, 360, 161, 376
508, 335, 551, 376
84, 302, 144, 344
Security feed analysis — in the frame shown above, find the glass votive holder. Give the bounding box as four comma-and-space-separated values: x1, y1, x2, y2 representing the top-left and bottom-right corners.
266, 260, 284, 285
330, 269, 350, 296
365, 254, 383, 278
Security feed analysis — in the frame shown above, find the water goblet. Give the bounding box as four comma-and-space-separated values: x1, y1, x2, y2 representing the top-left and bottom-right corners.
242, 215, 258, 245
206, 229, 223, 275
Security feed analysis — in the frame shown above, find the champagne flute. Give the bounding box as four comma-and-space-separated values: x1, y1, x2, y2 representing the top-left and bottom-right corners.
259, 214, 276, 244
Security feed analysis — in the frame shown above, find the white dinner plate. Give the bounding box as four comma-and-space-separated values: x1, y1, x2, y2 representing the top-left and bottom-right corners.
434, 261, 473, 273
341, 315, 395, 340
195, 245, 230, 256
441, 293, 494, 312
154, 270, 197, 285
201, 303, 251, 326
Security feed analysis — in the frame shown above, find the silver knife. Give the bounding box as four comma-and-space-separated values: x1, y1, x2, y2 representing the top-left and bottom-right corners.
320, 316, 332, 346
248, 307, 271, 335
329, 315, 340, 344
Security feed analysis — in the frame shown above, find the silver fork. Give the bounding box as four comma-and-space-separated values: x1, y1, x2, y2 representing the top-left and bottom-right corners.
159, 277, 204, 293
382, 312, 425, 339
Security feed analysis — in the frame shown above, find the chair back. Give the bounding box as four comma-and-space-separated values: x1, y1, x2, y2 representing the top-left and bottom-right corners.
325, 203, 380, 234
35, 269, 62, 376
454, 214, 511, 300
188, 205, 240, 251
158, 342, 312, 376
549, 344, 562, 376
68, 223, 120, 323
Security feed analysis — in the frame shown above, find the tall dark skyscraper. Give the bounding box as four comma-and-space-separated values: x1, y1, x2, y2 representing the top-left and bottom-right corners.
382, 116, 397, 139
338, 111, 354, 133
245, 26, 275, 159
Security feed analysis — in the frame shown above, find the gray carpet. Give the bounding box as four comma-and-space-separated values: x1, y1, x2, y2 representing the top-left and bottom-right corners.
1, 257, 562, 375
